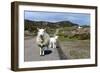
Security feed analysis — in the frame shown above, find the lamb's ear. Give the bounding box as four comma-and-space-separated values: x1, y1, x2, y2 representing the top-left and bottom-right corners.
57, 36, 59, 38
55, 36, 58, 39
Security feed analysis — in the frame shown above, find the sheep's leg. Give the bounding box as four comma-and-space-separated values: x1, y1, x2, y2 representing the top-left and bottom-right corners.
40, 47, 42, 56
40, 47, 44, 56
42, 47, 45, 56
40, 47, 45, 56
42, 48, 45, 56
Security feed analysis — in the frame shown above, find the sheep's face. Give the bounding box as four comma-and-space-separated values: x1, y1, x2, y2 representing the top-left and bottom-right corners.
37, 28, 45, 38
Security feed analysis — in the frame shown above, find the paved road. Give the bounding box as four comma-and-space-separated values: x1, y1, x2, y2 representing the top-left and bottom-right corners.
24, 37, 60, 62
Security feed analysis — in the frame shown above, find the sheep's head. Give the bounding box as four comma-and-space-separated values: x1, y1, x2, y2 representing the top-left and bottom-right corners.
37, 28, 46, 40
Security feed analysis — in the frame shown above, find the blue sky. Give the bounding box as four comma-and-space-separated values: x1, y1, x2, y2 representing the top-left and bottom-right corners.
24, 11, 90, 25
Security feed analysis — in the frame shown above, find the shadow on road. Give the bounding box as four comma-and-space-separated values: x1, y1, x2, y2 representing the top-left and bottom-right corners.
56, 40, 68, 60
44, 50, 52, 55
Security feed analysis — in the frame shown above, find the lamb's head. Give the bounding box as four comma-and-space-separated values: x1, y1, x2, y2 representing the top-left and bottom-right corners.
54, 36, 58, 40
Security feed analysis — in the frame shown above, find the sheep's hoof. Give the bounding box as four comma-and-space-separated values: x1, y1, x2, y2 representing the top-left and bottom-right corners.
40, 54, 45, 56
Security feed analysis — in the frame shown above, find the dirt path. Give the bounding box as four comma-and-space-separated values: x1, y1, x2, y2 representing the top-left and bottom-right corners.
24, 37, 60, 62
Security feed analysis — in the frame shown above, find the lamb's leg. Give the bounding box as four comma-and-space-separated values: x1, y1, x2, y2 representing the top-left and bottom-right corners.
53, 43, 55, 48
49, 42, 51, 48
54, 43, 57, 48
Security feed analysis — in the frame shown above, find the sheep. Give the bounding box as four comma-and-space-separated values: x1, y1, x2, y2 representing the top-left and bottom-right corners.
36, 28, 50, 56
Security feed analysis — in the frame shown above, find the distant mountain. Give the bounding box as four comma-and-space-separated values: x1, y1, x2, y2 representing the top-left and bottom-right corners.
24, 19, 79, 28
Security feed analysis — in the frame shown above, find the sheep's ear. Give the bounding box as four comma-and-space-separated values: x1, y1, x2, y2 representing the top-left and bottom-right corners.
37, 28, 39, 30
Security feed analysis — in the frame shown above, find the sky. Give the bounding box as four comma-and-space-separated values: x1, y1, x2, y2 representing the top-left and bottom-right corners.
24, 11, 90, 25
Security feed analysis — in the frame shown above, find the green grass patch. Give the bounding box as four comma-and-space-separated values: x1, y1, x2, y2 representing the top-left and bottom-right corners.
59, 36, 79, 41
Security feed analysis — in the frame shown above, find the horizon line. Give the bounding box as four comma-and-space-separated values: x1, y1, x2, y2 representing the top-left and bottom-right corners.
24, 19, 90, 26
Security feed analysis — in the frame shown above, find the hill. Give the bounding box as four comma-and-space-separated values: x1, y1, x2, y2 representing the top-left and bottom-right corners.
24, 19, 79, 31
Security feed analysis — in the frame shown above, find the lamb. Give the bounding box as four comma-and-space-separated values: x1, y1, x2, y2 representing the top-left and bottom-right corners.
49, 35, 58, 49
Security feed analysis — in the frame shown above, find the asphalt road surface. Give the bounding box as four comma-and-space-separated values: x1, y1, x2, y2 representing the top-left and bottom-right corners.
24, 37, 62, 62
24, 36, 89, 61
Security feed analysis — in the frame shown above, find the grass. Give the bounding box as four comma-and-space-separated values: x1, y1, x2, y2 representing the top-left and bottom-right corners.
59, 40, 90, 59
59, 36, 78, 41
70, 48, 90, 59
